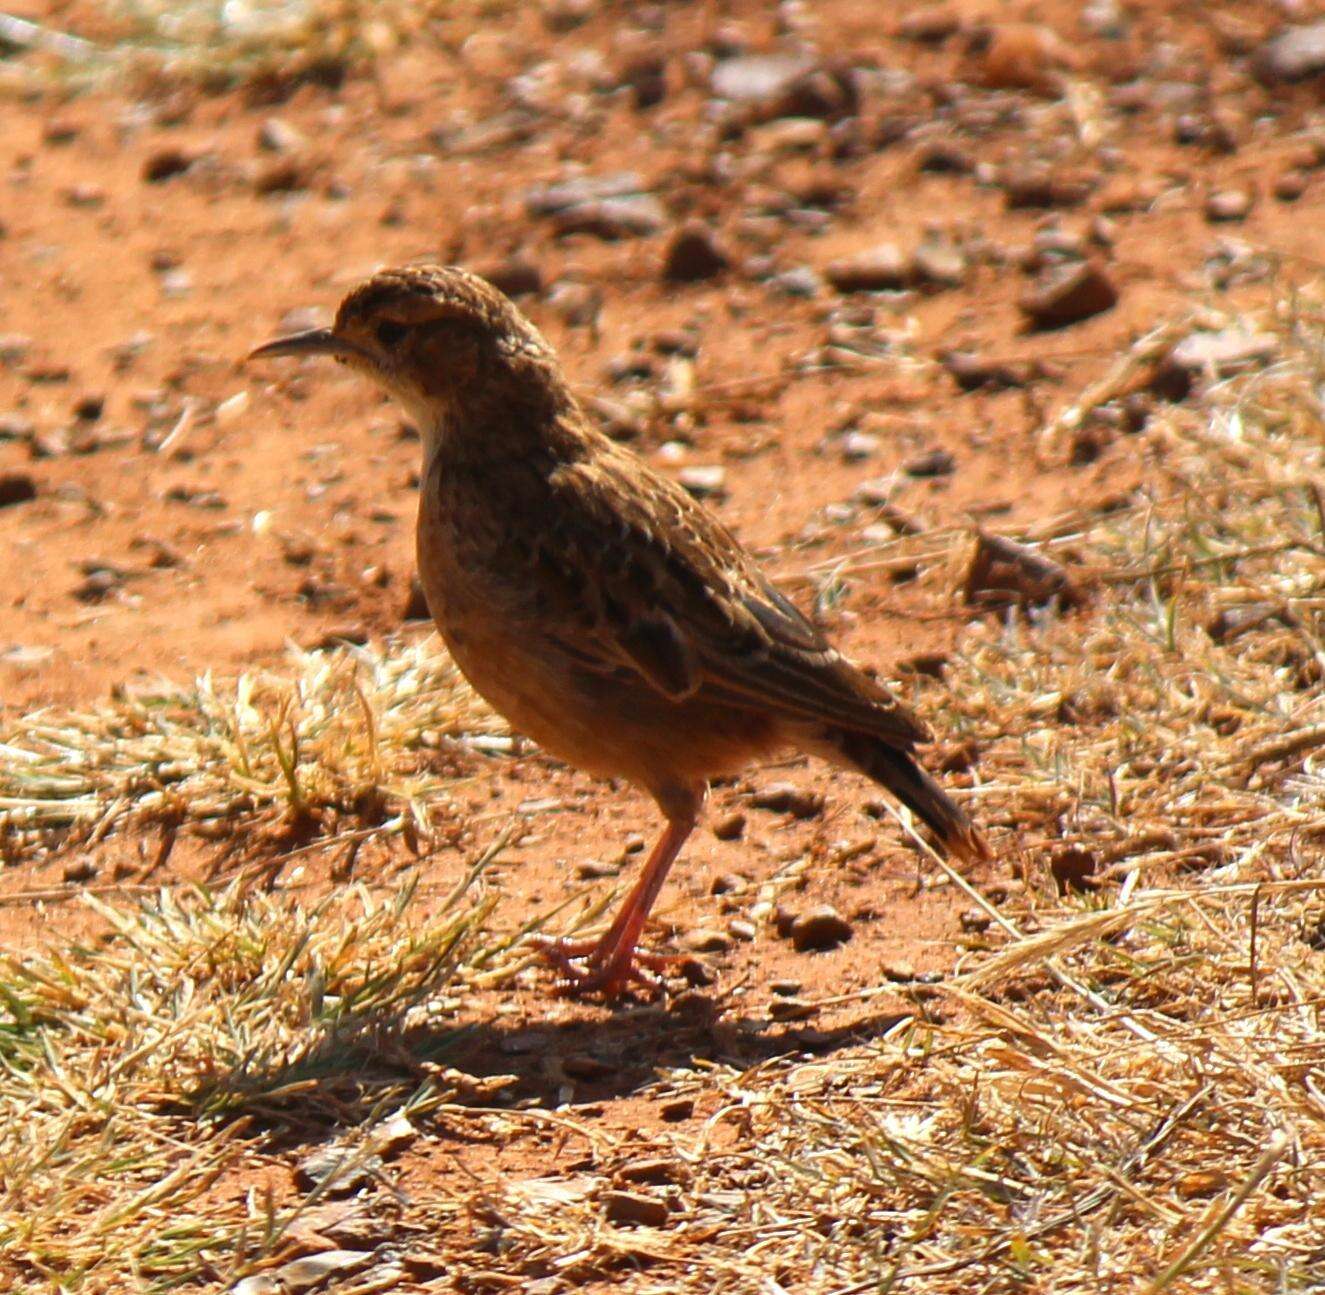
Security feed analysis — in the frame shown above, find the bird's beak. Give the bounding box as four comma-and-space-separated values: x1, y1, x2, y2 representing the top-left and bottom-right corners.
246, 328, 371, 365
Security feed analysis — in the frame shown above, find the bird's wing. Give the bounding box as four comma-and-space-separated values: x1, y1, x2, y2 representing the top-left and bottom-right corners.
537, 451, 929, 749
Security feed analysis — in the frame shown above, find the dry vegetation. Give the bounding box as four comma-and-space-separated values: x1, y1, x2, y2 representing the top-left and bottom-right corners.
2, 2, 1325, 1290
0, 292, 1321, 1290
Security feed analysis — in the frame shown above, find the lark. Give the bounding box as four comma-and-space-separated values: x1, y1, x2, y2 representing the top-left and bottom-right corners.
250, 264, 990, 997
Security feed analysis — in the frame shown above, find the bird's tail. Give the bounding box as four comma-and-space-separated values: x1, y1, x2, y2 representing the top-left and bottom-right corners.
821, 727, 990, 865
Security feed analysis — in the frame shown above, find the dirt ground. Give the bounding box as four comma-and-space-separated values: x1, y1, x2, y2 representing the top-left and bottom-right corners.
2, 0, 1325, 1288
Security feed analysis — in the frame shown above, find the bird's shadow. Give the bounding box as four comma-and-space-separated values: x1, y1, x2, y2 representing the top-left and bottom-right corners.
191, 989, 916, 1150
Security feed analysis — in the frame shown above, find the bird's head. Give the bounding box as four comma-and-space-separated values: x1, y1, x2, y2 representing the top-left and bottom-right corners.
248, 264, 563, 443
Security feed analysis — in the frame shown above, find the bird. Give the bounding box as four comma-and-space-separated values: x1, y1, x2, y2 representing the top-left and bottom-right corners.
248, 264, 990, 997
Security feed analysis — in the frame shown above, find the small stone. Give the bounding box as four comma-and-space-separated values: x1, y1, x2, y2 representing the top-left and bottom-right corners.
271, 1251, 373, 1293
1274, 169, 1309, 201
73, 569, 122, 603
749, 782, 824, 818
1050, 846, 1099, 894
903, 448, 955, 478
576, 859, 619, 879
773, 904, 798, 938
660, 1096, 694, 1121
911, 240, 966, 288
0, 336, 32, 367
881, 960, 917, 982
257, 117, 306, 153
294, 1147, 382, 1196
253, 158, 309, 195
142, 148, 193, 182
711, 813, 746, 842
553, 195, 667, 239
939, 349, 1027, 391
964, 532, 1076, 610
1151, 328, 1277, 401
790, 905, 854, 952
603, 1189, 669, 1227
617, 1157, 683, 1185
770, 977, 802, 995
1253, 22, 1325, 84
0, 473, 37, 508
621, 52, 666, 109
769, 996, 816, 1021
728, 917, 756, 941
662, 223, 730, 282
1019, 259, 1118, 330
62, 857, 98, 883
959, 908, 992, 933
677, 465, 726, 499
768, 266, 823, 297
562, 1052, 615, 1080
64, 183, 106, 208
971, 22, 1081, 96
685, 928, 731, 953
476, 258, 542, 297
1205, 188, 1253, 223
826, 244, 910, 292
710, 55, 856, 121
1001, 163, 1093, 209
840, 431, 879, 462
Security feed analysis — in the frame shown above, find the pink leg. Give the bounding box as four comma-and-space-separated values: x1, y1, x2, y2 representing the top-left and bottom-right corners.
536, 805, 698, 998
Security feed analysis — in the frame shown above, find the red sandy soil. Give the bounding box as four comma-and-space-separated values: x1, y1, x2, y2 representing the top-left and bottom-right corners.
1, 0, 1324, 1272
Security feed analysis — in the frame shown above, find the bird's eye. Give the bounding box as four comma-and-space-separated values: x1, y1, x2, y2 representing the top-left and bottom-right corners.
376, 321, 406, 347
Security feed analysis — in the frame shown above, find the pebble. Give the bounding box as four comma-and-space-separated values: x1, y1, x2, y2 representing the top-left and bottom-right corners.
0, 472, 37, 508
1274, 169, 1309, 201
295, 1147, 383, 1195
710, 54, 855, 121
553, 194, 667, 239
685, 927, 732, 953
1204, 188, 1253, 223
1253, 22, 1325, 84
62, 857, 98, 883
767, 266, 823, 297
525, 171, 644, 215
710, 813, 746, 842
678, 465, 727, 499
257, 116, 306, 153
939, 349, 1027, 391
769, 997, 816, 1021
790, 905, 854, 952
603, 1189, 669, 1227
728, 917, 756, 941
964, 532, 1075, 610
269, 1251, 373, 1293
769, 977, 803, 996
659, 1096, 694, 1121
662, 222, 731, 282
617, 1157, 683, 1185
825, 244, 910, 292
972, 22, 1082, 95
1019, 259, 1118, 330
1151, 328, 1277, 400
141, 148, 193, 182
902, 447, 955, 478
840, 430, 879, 462
911, 239, 966, 288
1001, 163, 1094, 209
748, 782, 824, 818
476, 257, 543, 297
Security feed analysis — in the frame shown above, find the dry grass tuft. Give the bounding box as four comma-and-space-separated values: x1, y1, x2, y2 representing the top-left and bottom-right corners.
0, 637, 503, 870
0, 869, 520, 1291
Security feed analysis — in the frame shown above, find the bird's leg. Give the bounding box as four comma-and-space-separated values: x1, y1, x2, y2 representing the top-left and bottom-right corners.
536, 806, 698, 997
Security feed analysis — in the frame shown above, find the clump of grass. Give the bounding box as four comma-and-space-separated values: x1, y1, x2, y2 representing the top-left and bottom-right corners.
0, 637, 503, 868
0, 868, 518, 1291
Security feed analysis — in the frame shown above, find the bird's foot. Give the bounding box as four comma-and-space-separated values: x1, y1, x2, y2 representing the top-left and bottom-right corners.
531, 934, 685, 999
